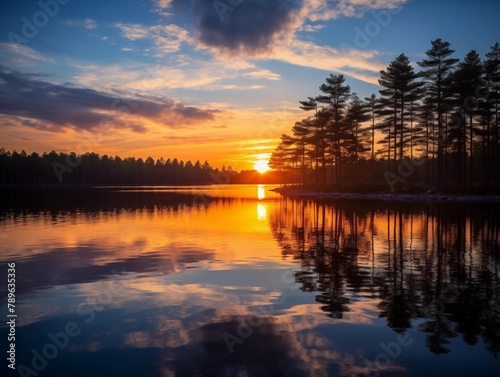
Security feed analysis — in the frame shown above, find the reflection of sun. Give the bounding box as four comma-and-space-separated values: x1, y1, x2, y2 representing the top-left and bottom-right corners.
257, 184, 265, 200
254, 160, 269, 173
257, 203, 267, 220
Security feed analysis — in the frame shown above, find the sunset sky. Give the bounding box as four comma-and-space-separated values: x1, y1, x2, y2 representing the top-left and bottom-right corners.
0, 0, 498, 170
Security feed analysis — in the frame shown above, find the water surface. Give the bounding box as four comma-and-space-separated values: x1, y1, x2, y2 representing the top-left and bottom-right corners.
0, 185, 499, 376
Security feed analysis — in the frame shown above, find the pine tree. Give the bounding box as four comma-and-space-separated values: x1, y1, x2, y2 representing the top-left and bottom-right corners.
379, 53, 423, 170
317, 74, 351, 187
484, 43, 500, 185
291, 119, 315, 185
451, 50, 482, 186
344, 94, 371, 185
299, 97, 322, 185
364, 94, 380, 181
418, 39, 459, 187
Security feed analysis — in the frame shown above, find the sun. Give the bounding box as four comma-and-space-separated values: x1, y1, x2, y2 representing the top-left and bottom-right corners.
254, 160, 270, 174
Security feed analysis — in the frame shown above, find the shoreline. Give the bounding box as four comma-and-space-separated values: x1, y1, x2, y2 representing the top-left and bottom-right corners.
271, 186, 500, 203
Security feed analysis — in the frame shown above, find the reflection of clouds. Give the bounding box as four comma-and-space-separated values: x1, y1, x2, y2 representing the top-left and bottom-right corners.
122, 309, 408, 377
125, 282, 239, 308
10, 283, 408, 377
7, 240, 218, 328
281, 299, 380, 326
86, 274, 387, 376
114, 289, 406, 376
124, 331, 151, 348
10, 241, 216, 296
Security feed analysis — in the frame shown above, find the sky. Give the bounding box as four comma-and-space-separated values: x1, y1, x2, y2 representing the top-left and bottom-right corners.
0, 0, 499, 170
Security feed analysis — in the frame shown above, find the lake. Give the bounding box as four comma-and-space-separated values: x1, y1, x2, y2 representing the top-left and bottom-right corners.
1, 185, 499, 377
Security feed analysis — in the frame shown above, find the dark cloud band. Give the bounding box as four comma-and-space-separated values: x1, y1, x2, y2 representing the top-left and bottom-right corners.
0, 66, 218, 133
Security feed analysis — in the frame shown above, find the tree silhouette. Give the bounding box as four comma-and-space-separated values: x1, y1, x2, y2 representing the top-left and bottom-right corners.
418, 39, 459, 188
317, 74, 351, 187
272, 38, 499, 190
379, 54, 423, 168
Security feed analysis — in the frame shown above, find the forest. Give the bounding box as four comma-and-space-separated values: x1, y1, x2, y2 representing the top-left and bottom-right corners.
0, 148, 283, 185
270, 39, 500, 191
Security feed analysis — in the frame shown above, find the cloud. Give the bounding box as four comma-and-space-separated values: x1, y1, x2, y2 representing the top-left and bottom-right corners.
115, 22, 193, 55
72, 57, 263, 92
169, 0, 303, 56
0, 42, 55, 65
243, 69, 281, 80
0, 67, 219, 133
299, 24, 325, 32
217, 84, 263, 90
114, 23, 150, 41
153, 0, 172, 8
162, 135, 227, 144
270, 38, 385, 84
64, 18, 98, 30
303, 0, 408, 22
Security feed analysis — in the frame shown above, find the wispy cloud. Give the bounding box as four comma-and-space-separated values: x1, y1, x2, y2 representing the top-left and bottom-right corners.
72, 57, 265, 92
64, 18, 98, 30
153, 0, 172, 8
219, 84, 263, 90
271, 38, 385, 84
114, 23, 150, 41
115, 23, 193, 56
299, 24, 325, 32
243, 69, 281, 81
0, 43, 55, 65
303, 0, 407, 22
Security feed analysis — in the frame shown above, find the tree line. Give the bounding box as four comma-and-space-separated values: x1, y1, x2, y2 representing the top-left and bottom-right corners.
270, 39, 500, 190
0, 149, 282, 185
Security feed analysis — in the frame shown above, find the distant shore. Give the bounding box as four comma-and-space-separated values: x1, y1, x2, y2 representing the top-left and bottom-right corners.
271, 186, 500, 203
2, 184, 500, 202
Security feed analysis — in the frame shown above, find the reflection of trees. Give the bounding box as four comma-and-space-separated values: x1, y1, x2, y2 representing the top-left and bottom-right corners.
378, 210, 418, 333
0, 187, 227, 219
271, 199, 375, 319
270, 198, 500, 356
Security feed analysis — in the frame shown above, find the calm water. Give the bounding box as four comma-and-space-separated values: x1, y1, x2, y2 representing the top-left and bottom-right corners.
0, 185, 499, 377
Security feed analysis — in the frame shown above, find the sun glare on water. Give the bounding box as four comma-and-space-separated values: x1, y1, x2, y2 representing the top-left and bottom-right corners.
254, 160, 269, 173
